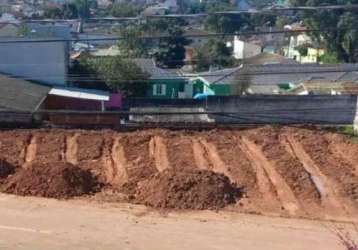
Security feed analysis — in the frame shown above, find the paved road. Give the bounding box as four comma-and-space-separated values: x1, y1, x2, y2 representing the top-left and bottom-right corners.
0, 194, 356, 250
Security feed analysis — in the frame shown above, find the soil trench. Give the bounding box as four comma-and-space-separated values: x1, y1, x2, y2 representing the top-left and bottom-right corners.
110, 137, 129, 186
198, 139, 234, 182
192, 139, 212, 170
149, 136, 170, 172
24, 135, 37, 165
283, 136, 356, 217
65, 134, 79, 165
240, 137, 300, 215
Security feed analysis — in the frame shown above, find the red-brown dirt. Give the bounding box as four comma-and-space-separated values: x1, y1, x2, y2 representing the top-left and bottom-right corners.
0, 127, 357, 220
134, 169, 240, 210
1, 162, 100, 199
0, 159, 16, 180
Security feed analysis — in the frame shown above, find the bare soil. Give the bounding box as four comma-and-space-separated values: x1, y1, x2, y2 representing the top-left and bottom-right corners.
0, 126, 357, 220
134, 169, 240, 210
1, 162, 100, 199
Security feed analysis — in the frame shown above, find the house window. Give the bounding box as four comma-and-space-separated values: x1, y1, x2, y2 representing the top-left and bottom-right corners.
153, 84, 166, 96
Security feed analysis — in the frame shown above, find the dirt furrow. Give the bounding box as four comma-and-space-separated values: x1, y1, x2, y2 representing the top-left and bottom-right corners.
293, 129, 358, 206
110, 137, 128, 186
192, 139, 212, 170
167, 136, 197, 170
326, 138, 358, 178
24, 135, 37, 165
121, 135, 157, 183
0, 131, 30, 166
149, 136, 170, 172
283, 136, 346, 216
198, 139, 234, 181
65, 133, 79, 165
240, 136, 300, 215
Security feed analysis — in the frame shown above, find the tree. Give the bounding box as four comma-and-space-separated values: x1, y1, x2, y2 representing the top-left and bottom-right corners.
110, 3, 143, 17
86, 56, 151, 97
117, 18, 190, 68
154, 25, 190, 68
44, 6, 63, 19
63, 3, 79, 19
288, 0, 358, 63
295, 43, 311, 57
117, 25, 149, 58
74, 0, 91, 19
194, 39, 235, 72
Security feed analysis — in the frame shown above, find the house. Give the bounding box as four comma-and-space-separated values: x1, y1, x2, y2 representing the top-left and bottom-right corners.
283, 23, 326, 63
227, 36, 262, 60
0, 74, 51, 113
142, 6, 169, 16
0, 22, 19, 37
0, 73, 114, 112
242, 52, 298, 65
287, 80, 358, 95
133, 59, 188, 99
0, 23, 71, 86
0, 38, 69, 85
184, 63, 358, 95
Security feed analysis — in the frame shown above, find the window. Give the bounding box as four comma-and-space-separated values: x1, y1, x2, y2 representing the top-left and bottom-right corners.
153, 84, 166, 96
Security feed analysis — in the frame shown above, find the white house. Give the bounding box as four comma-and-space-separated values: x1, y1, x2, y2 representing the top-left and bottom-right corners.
227, 36, 262, 60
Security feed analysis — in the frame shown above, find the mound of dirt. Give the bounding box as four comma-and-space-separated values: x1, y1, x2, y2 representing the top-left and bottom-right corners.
0, 159, 16, 179
2, 162, 100, 199
134, 169, 240, 210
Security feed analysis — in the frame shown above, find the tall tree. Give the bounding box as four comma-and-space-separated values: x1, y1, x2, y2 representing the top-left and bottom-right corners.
85, 56, 150, 96
194, 39, 235, 72
63, 3, 79, 19
155, 25, 190, 68
289, 0, 358, 62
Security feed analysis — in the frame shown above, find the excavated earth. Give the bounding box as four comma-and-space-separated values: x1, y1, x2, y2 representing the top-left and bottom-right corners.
0, 126, 357, 221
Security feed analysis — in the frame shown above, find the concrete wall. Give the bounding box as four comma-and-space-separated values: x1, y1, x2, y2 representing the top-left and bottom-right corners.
0, 40, 68, 85
207, 95, 357, 124
129, 107, 214, 123
232, 37, 261, 60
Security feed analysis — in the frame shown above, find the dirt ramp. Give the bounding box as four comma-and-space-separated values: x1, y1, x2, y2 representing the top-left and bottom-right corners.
134, 169, 240, 210
2, 162, 100, 199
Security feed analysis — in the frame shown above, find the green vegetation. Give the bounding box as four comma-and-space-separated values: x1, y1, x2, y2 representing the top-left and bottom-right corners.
194, 39, 235, 72
334, 125, 358, 142
110, 3, 143, 17
43, 0, 95, 19
117, 19, 190, 68
289, 0, 358, 63
73, 56, 150, 96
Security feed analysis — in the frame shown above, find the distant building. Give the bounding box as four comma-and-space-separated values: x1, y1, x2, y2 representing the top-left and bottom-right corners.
0, 23, 19, 37
133, 58, 188, 99
0, 23, 71, 85
184, 63, 358, 95
0, 38, 69, 85
227, 36, 262, 60
283, 23, 326, 63
287, 80, 358, 95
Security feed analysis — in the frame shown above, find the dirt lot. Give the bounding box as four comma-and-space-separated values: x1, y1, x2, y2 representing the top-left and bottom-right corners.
0, 126, 358, 222
0, 193, 356, 250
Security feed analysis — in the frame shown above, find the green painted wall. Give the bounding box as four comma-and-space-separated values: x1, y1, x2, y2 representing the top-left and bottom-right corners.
191, 79, 231, 96
211, 84, 231, 96
146, 79, 187, 99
